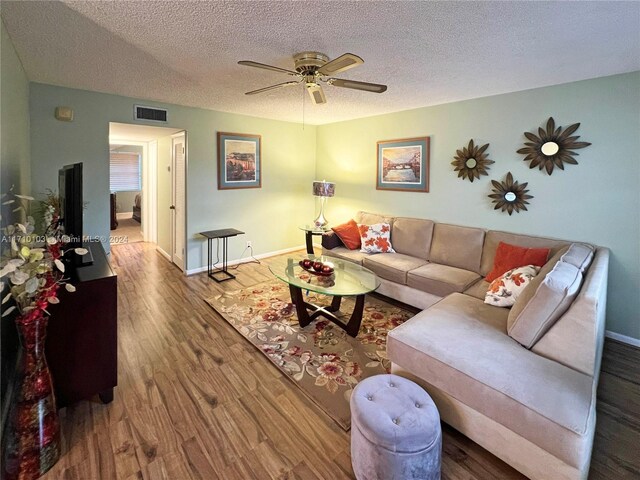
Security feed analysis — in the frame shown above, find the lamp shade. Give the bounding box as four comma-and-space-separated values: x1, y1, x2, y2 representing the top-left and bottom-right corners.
312, 180, 335, 197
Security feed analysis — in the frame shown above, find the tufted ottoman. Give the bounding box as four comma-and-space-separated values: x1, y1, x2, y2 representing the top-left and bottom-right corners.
350, 374, 441, 480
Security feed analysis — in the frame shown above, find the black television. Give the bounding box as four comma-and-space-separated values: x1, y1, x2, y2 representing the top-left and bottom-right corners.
59, 163, 92, 265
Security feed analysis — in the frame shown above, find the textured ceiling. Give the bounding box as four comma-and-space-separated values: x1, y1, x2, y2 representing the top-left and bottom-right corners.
2, 1, 639, 125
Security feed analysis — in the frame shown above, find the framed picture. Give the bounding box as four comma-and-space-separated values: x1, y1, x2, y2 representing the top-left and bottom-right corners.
217, 132, 262, 189
376, 137, 430, 192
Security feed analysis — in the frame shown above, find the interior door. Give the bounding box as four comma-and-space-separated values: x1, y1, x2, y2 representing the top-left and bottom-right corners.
171, 133, 186, 271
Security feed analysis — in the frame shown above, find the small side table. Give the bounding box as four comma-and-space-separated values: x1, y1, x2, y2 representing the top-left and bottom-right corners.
200, 228, 245, 282
299, 224, 331, 254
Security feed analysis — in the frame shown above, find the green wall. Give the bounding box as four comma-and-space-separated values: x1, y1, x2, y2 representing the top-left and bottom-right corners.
22, 69, 640, 340
28, 83, 317, 269
1, 19, 30, 195
316, 72, 640, 341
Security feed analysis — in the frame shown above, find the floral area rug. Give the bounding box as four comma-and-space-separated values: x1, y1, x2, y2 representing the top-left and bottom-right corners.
205, 280, 415, 430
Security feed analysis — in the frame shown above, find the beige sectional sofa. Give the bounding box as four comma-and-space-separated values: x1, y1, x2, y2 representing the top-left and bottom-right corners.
322, 211, 609, 480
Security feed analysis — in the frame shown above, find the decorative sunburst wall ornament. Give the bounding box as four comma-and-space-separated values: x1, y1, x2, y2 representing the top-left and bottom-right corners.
517, 117, 591, 175
451, 140, 494, 182
489, 172, 533, 215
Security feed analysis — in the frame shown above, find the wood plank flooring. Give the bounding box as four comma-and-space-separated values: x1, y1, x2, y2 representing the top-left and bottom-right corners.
41, 242, 639, 479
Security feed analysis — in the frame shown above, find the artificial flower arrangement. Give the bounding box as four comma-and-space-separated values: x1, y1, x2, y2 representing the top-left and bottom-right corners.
0, 188, 87, 480
1, 189, 86, 320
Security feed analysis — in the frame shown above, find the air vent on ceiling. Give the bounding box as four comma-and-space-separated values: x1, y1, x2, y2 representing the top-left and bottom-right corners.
134, 105, 168, 123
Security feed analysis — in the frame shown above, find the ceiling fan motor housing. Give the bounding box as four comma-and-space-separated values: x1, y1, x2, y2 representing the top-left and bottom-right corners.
293, 51, 329, 75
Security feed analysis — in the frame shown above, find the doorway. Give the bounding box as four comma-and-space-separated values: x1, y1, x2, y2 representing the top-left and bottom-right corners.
108, 123, 186, 270
171, 132, 186, 271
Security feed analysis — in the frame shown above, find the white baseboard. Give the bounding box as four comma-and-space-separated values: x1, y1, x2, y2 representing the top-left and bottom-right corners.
116, 212, 133, 219
605, 330, 640, 347
185, 244, 306, 276
156, 246, 171, 262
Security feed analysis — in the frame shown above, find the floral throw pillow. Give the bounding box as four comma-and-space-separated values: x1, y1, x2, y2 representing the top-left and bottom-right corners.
358, 223, 395, 254
484, 265, 540, 307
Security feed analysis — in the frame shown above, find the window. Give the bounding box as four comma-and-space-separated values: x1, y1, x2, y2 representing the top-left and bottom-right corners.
110, 152, 141, 191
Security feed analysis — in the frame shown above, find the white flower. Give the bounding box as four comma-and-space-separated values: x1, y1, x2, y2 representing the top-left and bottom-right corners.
25, 277, 39, 294
10, 270, 29, 286
74, 248, 88, 256
47, 297, 60, 304
46, 237, 57, 245
54, 259, 65, 273
65, 284, 76, 293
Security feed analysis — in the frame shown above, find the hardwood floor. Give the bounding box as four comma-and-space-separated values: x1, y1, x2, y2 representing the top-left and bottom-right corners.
41, 242, 639, 479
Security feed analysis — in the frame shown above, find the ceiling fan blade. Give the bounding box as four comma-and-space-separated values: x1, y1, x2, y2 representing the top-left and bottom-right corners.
306, 83, 327, 105
238, 60, 298, 76
328, 78, 387, 93
245, 81, 300, 95
317, 53, 364, 76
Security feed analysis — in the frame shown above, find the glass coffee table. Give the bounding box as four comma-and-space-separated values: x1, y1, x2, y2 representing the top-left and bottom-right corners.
269, 255, 380, 337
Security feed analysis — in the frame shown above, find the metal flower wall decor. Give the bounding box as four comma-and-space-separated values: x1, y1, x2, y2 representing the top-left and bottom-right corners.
517, 117, 591, 175
488, 172, 533, 215
451, 140, 494, 182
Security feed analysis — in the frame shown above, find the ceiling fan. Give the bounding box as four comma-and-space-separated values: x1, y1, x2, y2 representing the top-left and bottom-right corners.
238, 51, 387, 105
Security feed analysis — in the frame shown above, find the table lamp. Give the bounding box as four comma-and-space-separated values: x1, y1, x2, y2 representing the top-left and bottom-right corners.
312, 180, 335, 227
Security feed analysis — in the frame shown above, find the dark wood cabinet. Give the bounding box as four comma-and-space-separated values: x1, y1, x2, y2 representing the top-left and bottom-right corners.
46, 241, 117, 408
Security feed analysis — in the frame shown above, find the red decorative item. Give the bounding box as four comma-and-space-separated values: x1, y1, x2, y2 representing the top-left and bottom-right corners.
485, 241, 550, 282
299, 260, 335, 277
3, 312, 61, 480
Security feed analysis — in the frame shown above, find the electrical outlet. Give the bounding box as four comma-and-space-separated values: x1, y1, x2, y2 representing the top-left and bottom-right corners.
246, 241, 252, 249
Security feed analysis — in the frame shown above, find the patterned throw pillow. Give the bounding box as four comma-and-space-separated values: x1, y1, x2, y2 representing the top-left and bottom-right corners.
358, 223, 395, 254
485, 265, 540, 307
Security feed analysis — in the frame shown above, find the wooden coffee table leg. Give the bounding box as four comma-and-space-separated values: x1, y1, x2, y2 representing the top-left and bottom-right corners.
289, 285, 312, 328
345, 294, 366, 337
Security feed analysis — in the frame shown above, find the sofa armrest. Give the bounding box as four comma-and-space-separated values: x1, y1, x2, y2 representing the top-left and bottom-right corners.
321, 231, 344, 250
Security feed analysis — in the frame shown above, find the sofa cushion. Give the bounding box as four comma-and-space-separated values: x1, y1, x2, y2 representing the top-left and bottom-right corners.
463, 278, 491, 300
322, 246, 370, 265
387, 293, 594, 467
429, 223, 485, 273
355, 211, 394, 226
391, 217, 435, 260
407, 263, 480, 297
363, 254, 427, 284
485, 241, 550, 282
480, 230, 569, 277
561, 243, 595, 273
332, 219, 361, 250
508, 261, 583, 348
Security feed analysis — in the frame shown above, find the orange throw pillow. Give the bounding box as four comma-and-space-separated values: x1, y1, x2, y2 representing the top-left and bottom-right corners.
332, 219, 361, 250
485, 242, 550, 282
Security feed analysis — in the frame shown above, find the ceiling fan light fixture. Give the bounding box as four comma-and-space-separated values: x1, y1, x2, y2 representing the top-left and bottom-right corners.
306, 83, 326, 105
238, 51, 387, 103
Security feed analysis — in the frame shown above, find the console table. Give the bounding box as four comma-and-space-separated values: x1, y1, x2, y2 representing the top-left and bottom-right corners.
46, 241, 117, 407
200, 228, 245, 282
